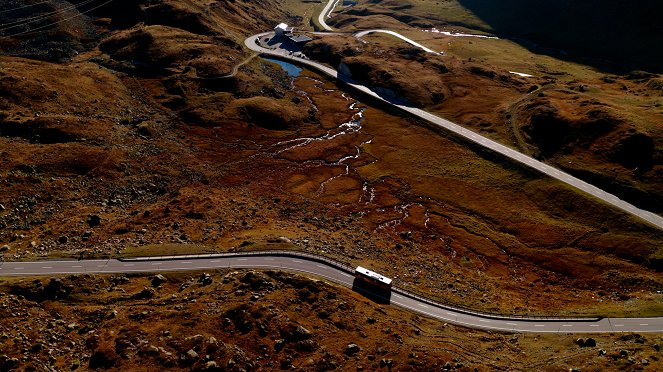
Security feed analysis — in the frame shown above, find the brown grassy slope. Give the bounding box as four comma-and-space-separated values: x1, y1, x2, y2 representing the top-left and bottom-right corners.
1, 271, 661, 371
309, 5, 663, 213
99, 25, 241, 77
1, 51, 662, 318
1, 0, 663, 320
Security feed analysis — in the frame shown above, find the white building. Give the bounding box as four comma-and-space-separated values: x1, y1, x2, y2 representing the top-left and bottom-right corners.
274, 23, 293, 37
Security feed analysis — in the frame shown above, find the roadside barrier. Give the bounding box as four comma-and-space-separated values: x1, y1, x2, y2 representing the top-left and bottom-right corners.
120, 250, 602, 321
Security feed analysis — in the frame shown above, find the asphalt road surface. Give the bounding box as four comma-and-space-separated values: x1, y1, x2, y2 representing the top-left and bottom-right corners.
244, 33, 663, 230
1, 252, 661, 334
318, 0, 338, 31
354, 29, 441, 55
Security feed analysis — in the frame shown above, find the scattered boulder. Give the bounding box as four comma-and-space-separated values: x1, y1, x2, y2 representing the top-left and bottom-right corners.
140, 344, 160, 356
280, 324, 312, 342
133, 287, 156, 299
89, 348, 119, 369
274, 339, 285, 351
185, 349, 199, 360
576, 338, 597, 348
112, 276, 130, 286
398, 231, 412, 240
380, 358, 394, 368
0, 356, 19, 370
295, 339, 319, 352
87, 214, 102, 227
199, 273, 213, 286
204, 361, 218, 370
137, 122, 152, 136
151, 274, 168, 287
185, 334, 205, 346
0, 245, 8, 252
240, 271, 274, 290
344, 343, 361, 356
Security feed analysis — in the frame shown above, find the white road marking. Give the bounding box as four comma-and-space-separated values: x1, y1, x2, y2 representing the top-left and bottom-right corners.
3, 251, 662, 334
244, 31, 663, 231
264, 258, 274, 261
181, 261, 192, 264
292, 260, 303, 263
238, 258, 248, 261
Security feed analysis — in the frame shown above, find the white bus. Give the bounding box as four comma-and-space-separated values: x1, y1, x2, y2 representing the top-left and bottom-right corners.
354, 266, 392, 291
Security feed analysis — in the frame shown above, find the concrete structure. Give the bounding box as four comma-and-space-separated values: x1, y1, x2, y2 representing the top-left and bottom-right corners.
289, 34, 312, 43
274, 23, 292, 37
274, 23, 312, 45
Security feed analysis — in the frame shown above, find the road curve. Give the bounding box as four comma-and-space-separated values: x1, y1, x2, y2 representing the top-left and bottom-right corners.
244, 33, 663, 230
0, 251, 661, 334
354, 29, 441, 55
318, 0, 338, 31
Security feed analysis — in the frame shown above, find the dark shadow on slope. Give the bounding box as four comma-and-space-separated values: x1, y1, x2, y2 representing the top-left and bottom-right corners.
457, 0, 663, 73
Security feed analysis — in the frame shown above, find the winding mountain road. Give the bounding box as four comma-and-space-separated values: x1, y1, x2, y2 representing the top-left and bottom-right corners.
317, 0, 338, 31
245, 33, 663, 230
1, 251, 661, 334
354, 29, 441, 55
2, 0, 660, 340
317, 1, 440, 54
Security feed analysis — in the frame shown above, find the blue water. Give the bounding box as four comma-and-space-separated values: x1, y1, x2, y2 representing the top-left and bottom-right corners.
262, 57, 302, 77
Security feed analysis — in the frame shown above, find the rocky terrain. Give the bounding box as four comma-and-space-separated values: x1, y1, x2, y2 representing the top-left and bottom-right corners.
322, 0, 663, 215
1, 270, 662, 371
1, 0, 663, 370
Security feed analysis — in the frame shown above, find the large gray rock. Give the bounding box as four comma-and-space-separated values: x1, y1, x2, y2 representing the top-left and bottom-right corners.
185, 349, 198, 360
151, 274, 167, 287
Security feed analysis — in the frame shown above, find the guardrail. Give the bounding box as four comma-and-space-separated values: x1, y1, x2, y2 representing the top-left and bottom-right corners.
120, 250, 602, 321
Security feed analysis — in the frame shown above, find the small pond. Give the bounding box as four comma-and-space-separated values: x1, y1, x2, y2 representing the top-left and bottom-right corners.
262, 57, 302, 77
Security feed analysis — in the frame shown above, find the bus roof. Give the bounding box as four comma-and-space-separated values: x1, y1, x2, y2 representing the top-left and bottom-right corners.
355, 266, 392, 285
